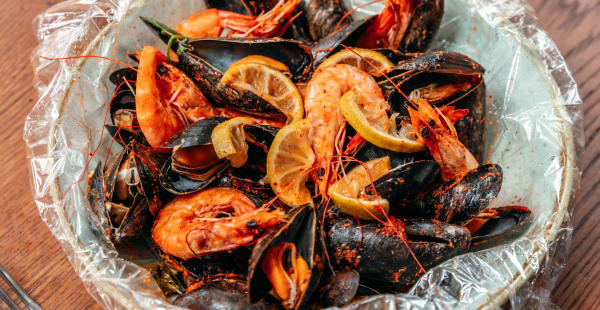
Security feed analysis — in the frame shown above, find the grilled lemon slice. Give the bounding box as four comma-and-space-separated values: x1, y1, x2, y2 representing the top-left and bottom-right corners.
340, 90, 425, 153
211, 117, 256, 168
267, 119, 315, 207
317, 48, 394, 76
328, 157, 391, 220
221, 62, 303, 123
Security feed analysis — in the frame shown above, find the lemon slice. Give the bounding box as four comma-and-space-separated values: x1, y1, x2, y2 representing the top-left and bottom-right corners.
340, 90, 425, 153
317, 48, 394, 76
328, 157, 391, 220
267, 119, 315, 207
229, 55, 291, 75
211, 117, 256, 168
221, 62, 303, 124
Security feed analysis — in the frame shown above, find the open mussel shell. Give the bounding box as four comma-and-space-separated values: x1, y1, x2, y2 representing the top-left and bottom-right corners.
160, 157, 228, 195
248, 205, 323, 309
91, 141, 163, 244
174, 275, 279, 310
382, 51, 487, 161
470, 206, 532, 249
109, 67, 137, 85
160, 117, 227, 149
366, 160, 440, 207
407, 164, 503, 224
141, 17, 313, 78
325, 218, 471, 286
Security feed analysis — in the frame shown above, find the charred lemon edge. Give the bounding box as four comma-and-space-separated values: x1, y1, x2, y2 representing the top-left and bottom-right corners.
220, 62, 304, 124
340, 90, 425, 153
317, 48, 394, 75
267, 119, 315, 207
328, 157, 391, 220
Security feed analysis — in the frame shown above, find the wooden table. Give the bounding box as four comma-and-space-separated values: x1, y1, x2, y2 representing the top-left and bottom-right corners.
0, 0, 596, 309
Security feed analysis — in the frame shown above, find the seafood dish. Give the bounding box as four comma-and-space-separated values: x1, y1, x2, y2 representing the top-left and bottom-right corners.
84, 0, 533, 308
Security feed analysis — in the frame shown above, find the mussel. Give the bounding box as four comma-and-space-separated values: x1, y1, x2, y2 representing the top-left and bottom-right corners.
466, 206, 532, 249
365, 160, 441, 207
248, 205, 323, 309
406, 164, 503, 224
381, 51, 487, 161
86, 140, 165, 244
159, 117, 229, 195
311, 270, 360, 308
174, 275, 278, 310
325, 217, 471, 287
141, 17, 313, 119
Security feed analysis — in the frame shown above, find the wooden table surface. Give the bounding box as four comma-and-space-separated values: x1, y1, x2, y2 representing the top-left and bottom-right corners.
0, 0, 597, 309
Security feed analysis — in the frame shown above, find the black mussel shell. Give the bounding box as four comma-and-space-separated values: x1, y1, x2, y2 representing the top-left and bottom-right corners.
167, 251, 248, 287
103, 146, 129, 203
248, 205, 323, 309
113, 198, 152, 244
245, 125, 278, 151
312, 270, 360, 308
140, 17, 313, 79
206, 0, 250, 14
105, 125, 148, 148
186, 38, 313, 79
470, 206, 532, 248
109, 67, 137, 85
325, 218, 471, 286
174, 276, 278, 310
132, 142, 166, 216
310, 16, 374, 66
381, 51, 486, 161
160, 158, 228, 195
367, 160, 440, 207
354, 142, 430, 168
242, 0, 280, 16
86, 162, 112, 240
407, 164, 503, 224
295, 0, 353, 42
160, 117, 228, 149
399, 0, 444, 52
110, 89, 136, 117
212, 168, 274, 207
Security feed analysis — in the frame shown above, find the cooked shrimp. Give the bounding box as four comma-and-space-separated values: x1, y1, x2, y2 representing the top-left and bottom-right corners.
176, 0, 300, 38
152, 187, 285, 260
136, 46, 216, 149
356, 0, 418, 49
408, 99, 478, 181
304, 64, 390, 197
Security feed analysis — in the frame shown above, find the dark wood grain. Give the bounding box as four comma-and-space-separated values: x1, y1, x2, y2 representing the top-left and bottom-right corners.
0, 1, 102, 310
0, 0, 596, 309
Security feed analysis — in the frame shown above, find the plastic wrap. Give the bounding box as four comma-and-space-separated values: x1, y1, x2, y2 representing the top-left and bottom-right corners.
24, 0, 582, 309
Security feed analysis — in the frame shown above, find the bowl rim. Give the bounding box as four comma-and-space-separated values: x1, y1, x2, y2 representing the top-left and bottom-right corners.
43, 1, 579, 309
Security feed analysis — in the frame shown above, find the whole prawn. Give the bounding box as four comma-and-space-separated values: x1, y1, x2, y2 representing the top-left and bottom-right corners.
304, 64, 390, 198
176, 0, 301, 38
136, 46, 215, 149
152, 187, 285, 260
408, 99, 478, 181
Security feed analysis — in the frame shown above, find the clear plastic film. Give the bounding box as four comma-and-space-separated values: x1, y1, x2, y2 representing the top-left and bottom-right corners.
24, 0, 582, 309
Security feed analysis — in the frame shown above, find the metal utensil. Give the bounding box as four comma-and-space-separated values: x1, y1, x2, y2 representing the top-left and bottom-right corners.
0, 264, 42, 310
